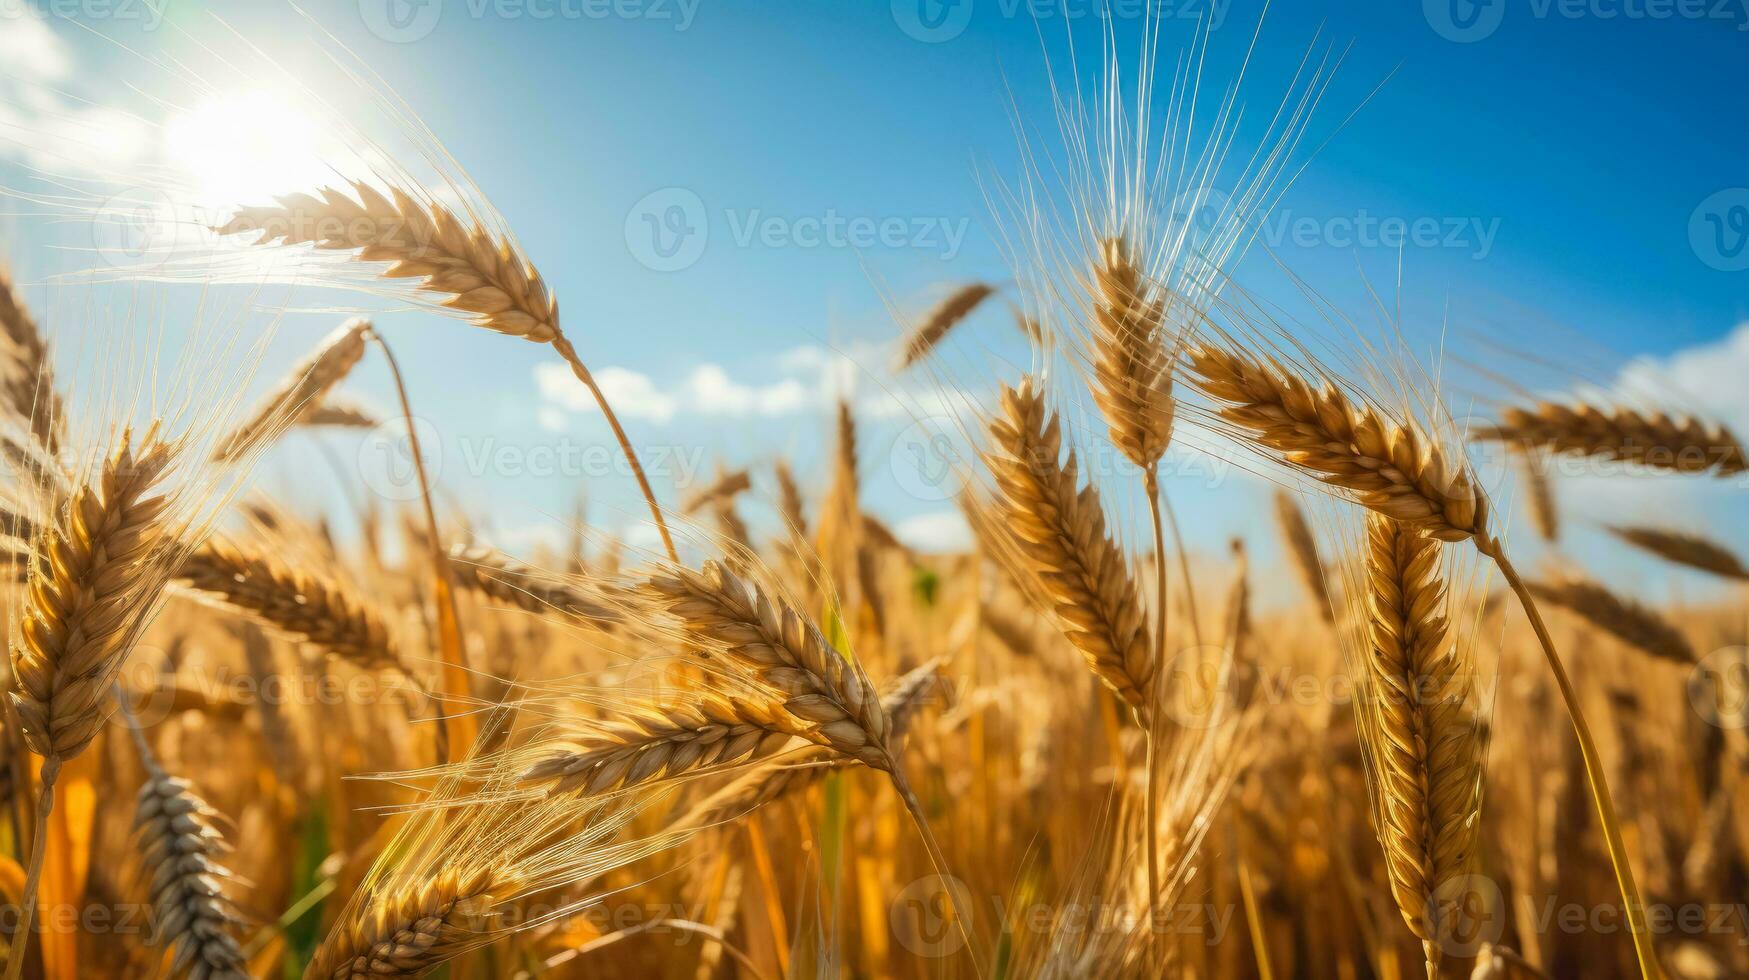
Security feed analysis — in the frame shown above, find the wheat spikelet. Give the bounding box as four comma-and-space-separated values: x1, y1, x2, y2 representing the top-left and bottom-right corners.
1526, 575, 1696, 664
10, 430, 176, 760
0, 263, 62, 453
1273, 488, 1332, 623
1475, 402, 1749, 477
214, 318, 371, 461
983, 379, 1154, 723
897, 282, 994, 369
682, 467, 752, 515
176, 539, 400, 670
306, 866, 499, 979
773, 459, 807, 539
645, 561, 893, 770
1357, 515, 1483, 977
1604, 524, 1748, 581
219, 183, 558, 343
447, 545, 621, 630
1185, 344, 1489, 543
523, 691, 796, 796
300, 400, 378, 429
1089, 237, 1174, 468
678, 659, 941, 829
1515, 450, 1559, 542
133, 764, 248, 979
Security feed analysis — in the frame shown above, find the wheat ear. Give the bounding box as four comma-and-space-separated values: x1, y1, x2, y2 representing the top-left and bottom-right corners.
213, 317, 370, 461
120, 696, 249, 980
897, 282, 995, 369
644, 561, 892, 770
1514, 450, 1559, 542
0, 263, 62, 453
1526, 575, 1696, 664
1604, 524, 1748, 581
1185, 344, 1489, 541
682, 467, 753, 515
300, 399, 379, 429
176, 540, 400, 670
1090, 238, 1175, 468
6, 428, 177, 980
1358, 516, 1483, 979
1274, 488, 1334, 623
677, 658, 942, 830
1187, 341, 1661, 977
983, 379, 1155, 724
305, 866, 499, 979
218, 182, 679, 561
1475, 402, 1748, 477
447, 544, 621, 630
523, 691, 797, 796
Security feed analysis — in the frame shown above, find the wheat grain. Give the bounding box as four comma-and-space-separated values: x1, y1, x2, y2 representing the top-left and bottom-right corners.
1089, 237, 1174, 468
1185, 344, 1489, 543
1357, 515, 1483, 979
133, 765, 248, 979
10, 430, 176, 761
214, 318, 371, 461
1273, 488, 1333, 623
523, 691, 796, 796
1526, 575, 1696, 664
1604, 524, 1748, 581
983, 379, 1154, 724
1475, 402, 1748, 477
447, 545, 621, 630
176, 539, 400, 670
897, 282, 994, 369
645, 561, 893, 770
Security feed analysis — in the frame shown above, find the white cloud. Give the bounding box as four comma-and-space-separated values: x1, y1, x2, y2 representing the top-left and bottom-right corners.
895, 511, 972, 553
0, 10, 152, 173
0, 9, 71, 82
1613, 321, 1749, 434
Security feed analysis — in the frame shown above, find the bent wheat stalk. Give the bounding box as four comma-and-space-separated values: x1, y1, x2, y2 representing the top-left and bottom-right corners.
213, 317, 370, 461
7, 428, 178, 980
218, 182, 679, 561
1185, 341, 1662, 978
1475, 401, 1749, 477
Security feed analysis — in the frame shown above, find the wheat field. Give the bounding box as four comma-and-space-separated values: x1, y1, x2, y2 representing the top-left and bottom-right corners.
0, 8, 1742, 980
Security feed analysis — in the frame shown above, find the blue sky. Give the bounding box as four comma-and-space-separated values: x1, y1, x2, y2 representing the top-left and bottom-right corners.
1, 0, 1746, 599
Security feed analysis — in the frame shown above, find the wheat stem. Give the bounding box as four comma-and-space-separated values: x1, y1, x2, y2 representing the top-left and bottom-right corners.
3, 757, 57, 980
1480, 540, 1663, 980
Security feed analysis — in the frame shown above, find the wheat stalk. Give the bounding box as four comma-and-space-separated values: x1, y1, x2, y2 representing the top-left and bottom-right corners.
1089, 237, 1174, 469
1475, 402, 1749, 477
176, 539, 400, 671
982, 379, 1155, 724
1515, 450, 1559, 542
524, 691, 797, 796
1604, 524, 1748, 581
1356, 515, 1483, 979
6, 427, 179, 980
213, 318, 371, 461
447, 545, 621, 630
0, 263, 62, 453
125, 711, 249, 980
676, 659, 941, 830
1185, 344, 1489, 542
301, 399, 379, 429
897, 282, 994, 369
218, 181, 679, 561
1527, 575, 1696, 664
1274, 488, 1333, 623
645, 561, 892, 770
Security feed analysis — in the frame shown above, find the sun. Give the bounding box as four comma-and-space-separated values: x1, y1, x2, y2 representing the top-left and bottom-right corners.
165, 90, 331, 208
